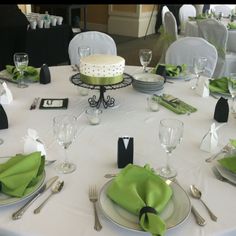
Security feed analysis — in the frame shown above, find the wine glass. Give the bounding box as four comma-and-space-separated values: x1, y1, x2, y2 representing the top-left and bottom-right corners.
191, 57, 208, 90
157, 118, 184, 179
78, 46, 91, 63
139, 49, 152, 73
13, 52, 29, 88
53, 115, 78, 174
78, 46, 91, 95
228, 73, 236, 114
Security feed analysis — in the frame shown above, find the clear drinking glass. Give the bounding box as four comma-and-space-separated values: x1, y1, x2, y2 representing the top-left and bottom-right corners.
78, 46, 91, 62
139, 49, 152, 73
157, 118, 184, 179
53, 115, 78, 174
78, 46, 91, 95
13, 52, 29, 88
228, 73, 236, 114
191, 57, 208, 90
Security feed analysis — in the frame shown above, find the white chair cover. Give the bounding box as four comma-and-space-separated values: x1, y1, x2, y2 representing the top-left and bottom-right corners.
158, 11, 178, 63
197, 19, 228, 78
161, 5, 169, 32
197, 18, 236, 77
165, 37, 218, 78
68, 31, 117, 65
213, 5, 232, 17
179, 5, 196, 34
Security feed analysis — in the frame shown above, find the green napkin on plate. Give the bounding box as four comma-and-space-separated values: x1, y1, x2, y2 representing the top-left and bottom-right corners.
106, 164, 173, 236
5, 65, 39, 82
217, 139, 236, 173
153, 94, 197, 114
218, 155, 236, 173
228, 22, 236, 29
209, 77, 230, 94
0, 151, 45, 197
152, 64, 187, 78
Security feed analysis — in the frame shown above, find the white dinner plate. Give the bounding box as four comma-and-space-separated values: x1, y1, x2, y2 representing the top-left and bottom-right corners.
215, 163, 236, 184
99, 179, 191, 233
133, 73, 165, 84
0, 156, 46, 207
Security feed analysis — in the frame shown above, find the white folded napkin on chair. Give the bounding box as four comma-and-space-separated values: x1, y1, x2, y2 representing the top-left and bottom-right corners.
23, 128, 46, 156
0, 82, 13, 104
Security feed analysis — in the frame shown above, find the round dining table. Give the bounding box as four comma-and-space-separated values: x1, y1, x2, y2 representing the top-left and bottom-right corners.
0, 65, 236, 236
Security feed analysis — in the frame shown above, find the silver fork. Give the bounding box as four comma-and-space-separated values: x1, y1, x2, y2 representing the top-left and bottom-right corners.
89, 185, 102, 231
205, 143, 232, 163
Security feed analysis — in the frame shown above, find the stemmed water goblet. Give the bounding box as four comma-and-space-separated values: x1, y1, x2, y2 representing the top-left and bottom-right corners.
53, 115, 78, 174
13, 52, 29, 88
191, 57, 208, 90
228, 73, 236, 115
139, 49, 152, 73
78, 46, 91, 63
157, 118, 184, 179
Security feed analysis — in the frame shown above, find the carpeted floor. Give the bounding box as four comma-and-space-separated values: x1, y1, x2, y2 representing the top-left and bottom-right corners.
110, 33, 162, 67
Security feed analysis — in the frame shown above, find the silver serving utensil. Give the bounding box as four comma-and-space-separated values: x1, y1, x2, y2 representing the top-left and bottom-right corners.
190, 185, 217, 221
12, 176, 59, 220
33, 180, 64, 214
205, 143, 233, 163
191, 205, 206, 226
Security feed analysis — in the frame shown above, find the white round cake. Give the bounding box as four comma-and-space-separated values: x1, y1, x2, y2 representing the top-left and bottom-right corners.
79, 54, 125, 85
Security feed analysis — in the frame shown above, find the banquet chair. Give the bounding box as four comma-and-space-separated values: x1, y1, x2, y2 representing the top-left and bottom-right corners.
158, 11, 178, 63
165, 37, 218, 78
179, 4, 196, 34
213, 5, 232, 17
197, 18, 236, 77
68, 31, 117, 65
161, 5, 170, 32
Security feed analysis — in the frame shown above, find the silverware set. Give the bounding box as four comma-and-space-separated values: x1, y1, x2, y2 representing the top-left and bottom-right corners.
12, 176, 59, 220
190, 185, 217, 222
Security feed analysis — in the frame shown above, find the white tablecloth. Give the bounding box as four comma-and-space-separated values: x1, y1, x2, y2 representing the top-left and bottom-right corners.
0, 65, 236, 236
185, 20, 236, 53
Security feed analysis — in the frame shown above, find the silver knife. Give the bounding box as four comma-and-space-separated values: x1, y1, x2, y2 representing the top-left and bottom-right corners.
12, 176, 59, 220
30, 97, 40, 110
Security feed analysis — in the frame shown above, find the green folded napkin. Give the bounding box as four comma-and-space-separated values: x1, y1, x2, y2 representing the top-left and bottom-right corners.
209, 77, 230, 94
106, 164, 172, 236
218, 155, 236, 173
228, 22, 236, 29
152, 64, 187, 78
0, 151, 45, 197
188, 14, 208, 21
5, 65, 40, 82
153, 94, 197, 115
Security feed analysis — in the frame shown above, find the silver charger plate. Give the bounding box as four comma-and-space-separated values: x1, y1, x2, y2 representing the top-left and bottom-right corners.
0, 156, 46, 207
215, 163, 236, 184
99, 179, 191, 233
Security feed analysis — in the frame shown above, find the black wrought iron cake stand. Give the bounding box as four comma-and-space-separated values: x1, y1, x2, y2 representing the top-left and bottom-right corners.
70, 73, 133, 109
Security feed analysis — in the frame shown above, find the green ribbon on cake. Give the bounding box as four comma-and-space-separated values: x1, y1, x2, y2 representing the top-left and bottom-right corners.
80, 73, 123, 85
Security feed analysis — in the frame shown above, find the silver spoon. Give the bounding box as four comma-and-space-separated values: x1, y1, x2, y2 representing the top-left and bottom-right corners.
33, 180, 64, 214
190, 185, 217, 221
